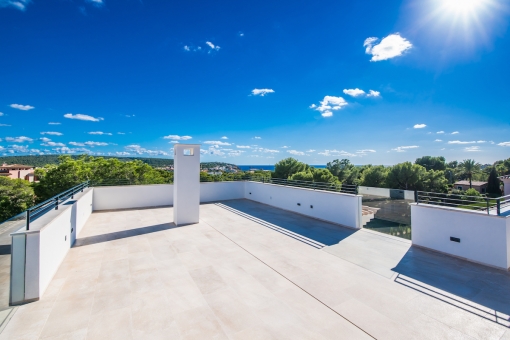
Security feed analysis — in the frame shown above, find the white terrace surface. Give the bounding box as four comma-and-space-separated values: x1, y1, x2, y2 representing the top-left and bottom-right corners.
2, 199, 510, 340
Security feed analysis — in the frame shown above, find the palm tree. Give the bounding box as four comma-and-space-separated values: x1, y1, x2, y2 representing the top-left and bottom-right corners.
458, 159, 481, 189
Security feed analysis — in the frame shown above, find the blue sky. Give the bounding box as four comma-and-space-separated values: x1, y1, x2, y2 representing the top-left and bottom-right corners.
1, 0, 509, 165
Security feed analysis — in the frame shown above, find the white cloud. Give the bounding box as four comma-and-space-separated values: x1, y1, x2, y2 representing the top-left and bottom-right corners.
42, 141, 66, 147
204, 141, 231, 146
309, 104, 317, 109
498, 142, 510, 147
48, 122, 61, 125
367, 90, 381, 97
236, 145, 251, 149
169, 141, 179, 144
163, 135, 192, 140
287, 150, 305, 156
183, 46, 191, 52
221, 136, 228, 139
451, 131, 459, 135
116, 152, 130, 156
0, 0, 31, 10
252, 147, 279, 153
88, 131, 112, 135
364, 33, 412, 62
6, 136, 32, 143
117, 132, 125, 135
251, 89, 275, 96
0, 112, 3, 116
5, 144, 30, 153
206, 41, 220, 51
84, 141, 108, 146
41, 131, 63, 136
311, 95, 348, 118
64, 113, 103, 122
465, 146, 481, 152
435, 139, 442, 142
414, 124, 427, 129
343, 88, 365, 97
254, 136, 261, 139
125, 144, 168, 156
392, 145, 419, 152
0, 124, 11, 127
356, 149, 376, 154
437, 131, 444, 134
40, 137, 51, 143
448, 140, 485, 144
10, 103, 34, 110
306, 149, 316, 153
318, 149, 356, 157
69, 142, 85, 146
86, 0, 104, 6
281, 146, 289, 149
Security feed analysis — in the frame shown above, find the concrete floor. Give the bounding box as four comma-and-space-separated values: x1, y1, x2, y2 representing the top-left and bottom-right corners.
1, 199, 509, 339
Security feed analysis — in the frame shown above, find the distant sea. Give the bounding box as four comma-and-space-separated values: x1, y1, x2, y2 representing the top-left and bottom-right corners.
237, 165, 327, 171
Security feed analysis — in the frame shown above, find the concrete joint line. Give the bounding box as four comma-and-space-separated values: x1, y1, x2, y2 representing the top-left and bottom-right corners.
201, 218, 376, 339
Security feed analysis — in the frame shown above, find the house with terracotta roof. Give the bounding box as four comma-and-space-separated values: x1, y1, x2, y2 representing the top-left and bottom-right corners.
453, 180, 488, 194
0, 163, 36, 182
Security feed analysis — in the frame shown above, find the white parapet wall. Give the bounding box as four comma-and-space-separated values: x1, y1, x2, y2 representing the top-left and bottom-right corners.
411, 203, 510, 270
245, 181, 362, 229
93, 184, 174, 211
200, 181, 245, 203
10, 188, 93, 305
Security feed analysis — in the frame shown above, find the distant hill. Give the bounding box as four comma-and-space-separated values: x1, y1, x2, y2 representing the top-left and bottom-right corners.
0, 155, 238, 169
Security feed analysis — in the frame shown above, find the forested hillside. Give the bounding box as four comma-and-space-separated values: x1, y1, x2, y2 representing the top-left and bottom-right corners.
0, 155, 238, 169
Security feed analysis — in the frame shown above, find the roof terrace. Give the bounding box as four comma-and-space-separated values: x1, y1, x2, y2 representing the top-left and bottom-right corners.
1, 194, 509, 339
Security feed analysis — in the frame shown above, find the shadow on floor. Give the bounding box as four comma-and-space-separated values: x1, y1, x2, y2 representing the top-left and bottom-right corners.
393, 246, 510, 326
216, 200, 356, 247
73, 222, 177, 247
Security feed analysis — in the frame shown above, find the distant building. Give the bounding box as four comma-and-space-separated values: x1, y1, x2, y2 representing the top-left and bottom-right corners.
454, 180, 488, 194
0, 163, 36, 182
500, 175, 510, 196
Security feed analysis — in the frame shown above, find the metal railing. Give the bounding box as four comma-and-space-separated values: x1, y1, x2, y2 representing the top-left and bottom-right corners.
247, 177, 358, 194
416, 191, 509, 216
25, 181, 90, 230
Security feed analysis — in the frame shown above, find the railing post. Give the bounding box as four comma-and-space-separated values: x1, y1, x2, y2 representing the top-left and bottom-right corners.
414, 190, 418, 203
486, 197, 489, 215
497, 199, 501, 216
55, 197, 59, 210
26, 210, 30, 231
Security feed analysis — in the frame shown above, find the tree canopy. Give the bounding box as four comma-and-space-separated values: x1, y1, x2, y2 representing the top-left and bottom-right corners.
273, 158, 309, 179
0, 177, 35, 222
415, 156, 446, 171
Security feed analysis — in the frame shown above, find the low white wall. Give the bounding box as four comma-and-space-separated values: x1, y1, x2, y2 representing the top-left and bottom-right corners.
200, 182, 245, 202
411, 203, 510, 270
245, 181, 362, 229
10, 189, 94, 304
93, 184, 173, 211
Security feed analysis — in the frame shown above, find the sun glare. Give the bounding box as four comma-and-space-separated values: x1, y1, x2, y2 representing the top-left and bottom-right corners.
443, 0, 484, 13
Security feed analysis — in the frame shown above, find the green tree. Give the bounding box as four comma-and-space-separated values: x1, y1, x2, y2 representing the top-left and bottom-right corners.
457, 159, 481, 188
34, 155, 172, 202
486, 167, 502, 197
0, 177, 35, 222
326, 159, 355, 183
360, 165, 388, 187
273, 158, 309, 179
386, 162, 426, 190
421, 170, 449, 193
311, 168, 339, 183
290, 170, 314, 182
415, 156, 446, 171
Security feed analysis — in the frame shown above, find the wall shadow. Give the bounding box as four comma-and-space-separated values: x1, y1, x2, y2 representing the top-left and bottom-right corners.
393, 246, 510, 326
73, 222, 179, 247
215, 199, 356, 247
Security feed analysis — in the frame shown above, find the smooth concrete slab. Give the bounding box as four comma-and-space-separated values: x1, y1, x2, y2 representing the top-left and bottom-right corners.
0, 199, 508, 339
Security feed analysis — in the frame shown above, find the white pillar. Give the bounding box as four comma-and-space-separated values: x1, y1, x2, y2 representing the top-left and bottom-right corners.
173, 144, 201, 226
